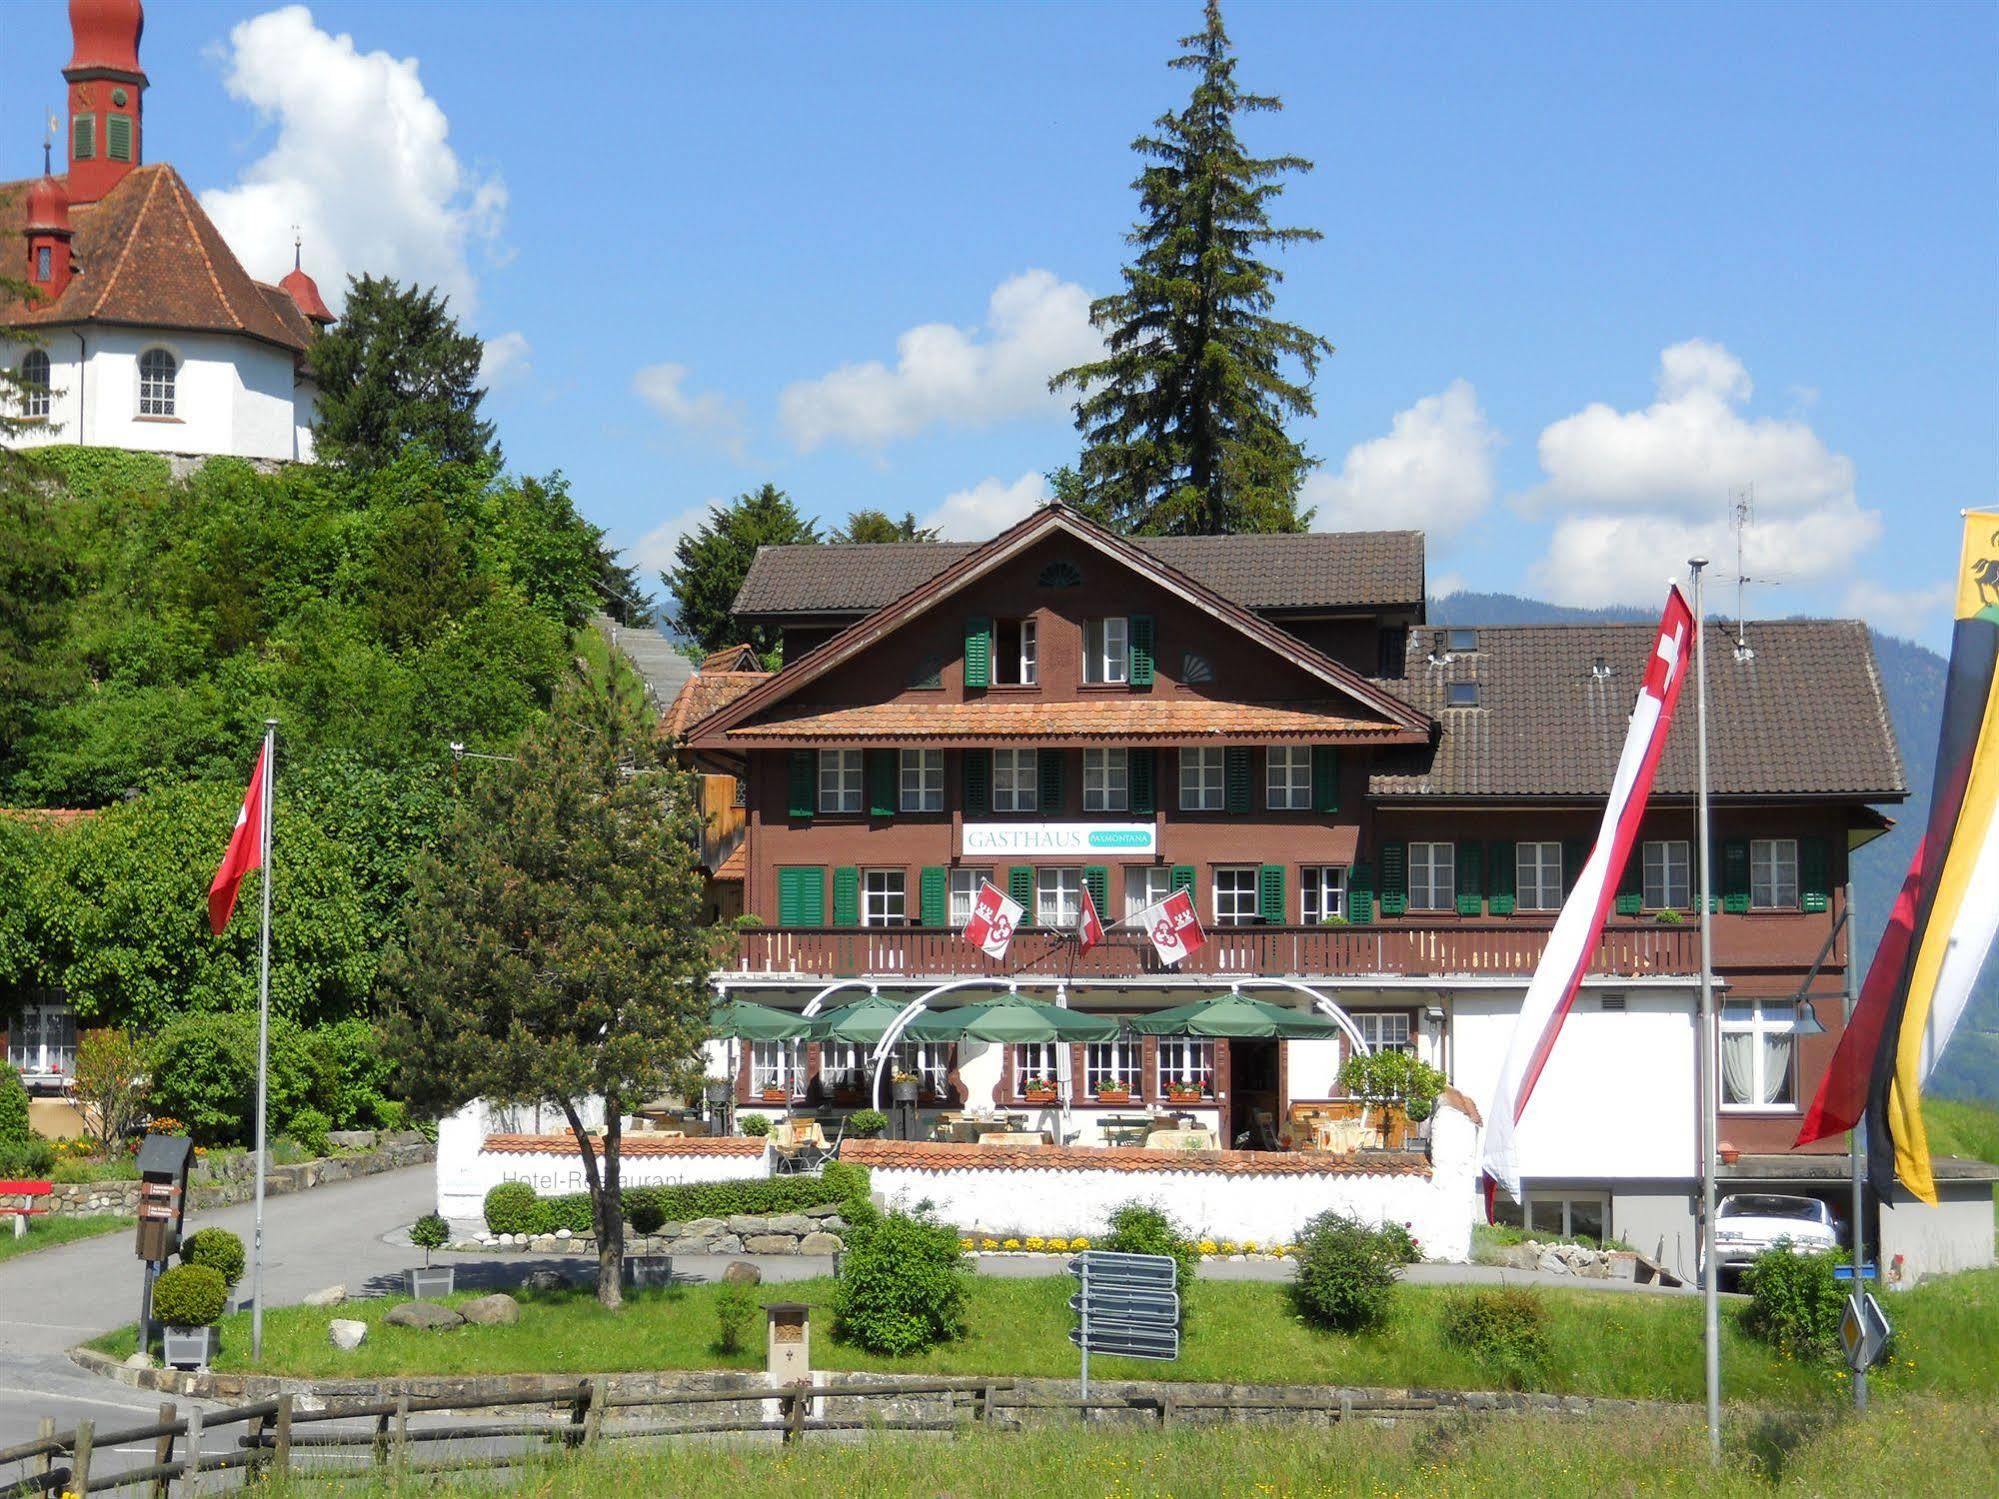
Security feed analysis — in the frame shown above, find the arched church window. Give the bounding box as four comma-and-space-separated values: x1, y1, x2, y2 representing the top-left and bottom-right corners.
20, 351, 50, 420
139, 347, 176, 418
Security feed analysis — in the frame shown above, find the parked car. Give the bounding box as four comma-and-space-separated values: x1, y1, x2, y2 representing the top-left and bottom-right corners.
1706, 1193, 1839, 1280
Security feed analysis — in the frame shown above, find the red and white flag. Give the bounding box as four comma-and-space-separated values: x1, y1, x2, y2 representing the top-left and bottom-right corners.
963, 879, 1025, 960
1136, 888, 1206, 968
1481, 586, 1695, 1206
208, 738, 270, 935
1077, 880, 1106, 953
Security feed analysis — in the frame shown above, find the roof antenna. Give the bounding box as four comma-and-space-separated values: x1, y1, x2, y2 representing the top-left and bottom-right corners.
1730, 485, 1763, 662
292, 223, 302, 272
44, 111, 58, 175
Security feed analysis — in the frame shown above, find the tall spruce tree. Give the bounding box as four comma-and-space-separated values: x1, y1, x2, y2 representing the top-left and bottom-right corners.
831, 508, 938, 544
1052, 0, 1332, 536
663, 484, 819, 655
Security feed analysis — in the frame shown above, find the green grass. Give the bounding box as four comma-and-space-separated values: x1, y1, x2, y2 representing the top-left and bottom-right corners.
87, 1268, 1999, 1408
262, 1399, 1999, 1498
0, 1213, 134, 1264
1928, 1096, 1999, 1224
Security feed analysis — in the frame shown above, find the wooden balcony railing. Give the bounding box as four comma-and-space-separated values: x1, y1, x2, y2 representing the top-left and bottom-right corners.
721, 922, 1704, 983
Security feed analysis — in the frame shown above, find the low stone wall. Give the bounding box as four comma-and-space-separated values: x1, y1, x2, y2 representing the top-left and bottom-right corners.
1, 1135, 434, 1219
1478, 1240, 1642, 1281
455, 1202, 848, 1258
437, 1110, 767, 1217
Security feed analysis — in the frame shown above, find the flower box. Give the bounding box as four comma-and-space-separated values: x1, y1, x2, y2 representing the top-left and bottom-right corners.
408, 1266, 455, 1299
1022, 1086, 1059, 1104
1166, 1085, 1207, 1103
761, 1088, 789, 1104
162, 1325, 217, 1371
1093, 1087, 1133, 1105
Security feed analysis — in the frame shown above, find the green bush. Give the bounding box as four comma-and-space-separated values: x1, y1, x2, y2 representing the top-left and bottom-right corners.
147, 1012, 315, 1146
739, 1114, 771, 1137
1103, 1201, 1198, 1293
487, 1169, 873, 1239
845, 1109, 888, 1139
1439, 1287, 1550, 1388
151, 1264, 228, 1328
0, 1064, 31, 1142
1293, 1211, 1401, 1333
484, 1180, 542, 1236
627, 1197, 667, 1237
285, 1107, 332, 1158
1743, 1245, 1847, 1359
410, 1213, 451, 1253
1377, 1220, 1422, 1264
301, 1018, 396, 1130
834, 1205, 968, 1355
0, 1137, 56, 1177
715, 1283, 757, 1354
180, 1228, 246, 1288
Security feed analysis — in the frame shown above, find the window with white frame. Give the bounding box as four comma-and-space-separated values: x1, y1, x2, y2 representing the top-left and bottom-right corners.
138, 347, 176, 417
949, 866, 994, 925
1408, 841, 1455, 911
1751, 839, 1799, 910
1083, 748, 1128, 811
750, 1040, 800, 1096
1085, 1033, 1142, 1096
1125, 865, 1172, 919
1156, 1037, 1214, 1095
862, 869, 906, 927
1516, 841, 1564, 911
1301, 865, 1347, 924
1643, 839, 1691, 910
1213, 865, 1260, 926
1354, 1011, 1414, 1057
899, 749, 944, 812
1014, 1042, 1062, 1096
1038, 867, 1082, 928
892, 1040, 951, 1095
1720, 998, 1802, 1108
819, 1042, 865, 1093
20, 351, 50, 420
1083, 617, 1128, 684
817, 749, 862, 813
1180, 747, 1224, 810
994, 618, 1038, 685
5, 996, 75, 1080
1493, 1192, 1608, 1241
992, 747, 1038, 812
1266, 745, 1311, 809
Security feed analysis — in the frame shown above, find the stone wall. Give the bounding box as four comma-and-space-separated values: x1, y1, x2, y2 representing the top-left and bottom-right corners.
455, 1201, 848, 1258
1, 1135, 434, 1219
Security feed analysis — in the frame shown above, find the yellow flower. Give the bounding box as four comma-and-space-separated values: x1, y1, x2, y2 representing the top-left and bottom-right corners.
981, 1238, 1000, 1250
1025, 1236, 1045, 1251
1046, 1236, 1069, 1252
1240, 1239, 1259, 1253
1071, 1237, 1090, 1250
1003, 1237, 1021, 1250
1198, 1239, 1219, 1255
1218, 1240, 1238, 1255
959, 1237, 974, 1251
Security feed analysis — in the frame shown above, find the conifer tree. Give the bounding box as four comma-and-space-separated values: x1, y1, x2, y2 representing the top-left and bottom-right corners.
663, 484, 819, 655
831, 508, 938, 544
1052, 0, 1332, 536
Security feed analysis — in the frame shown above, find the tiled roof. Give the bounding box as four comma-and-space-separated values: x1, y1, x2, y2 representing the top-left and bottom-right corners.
721, 698, 1410, 745
712, 843, 747, 880
664, 671, 770, 740
1, 166, 308, 354
732, 530, 1426, 617
1370, 620, 1906, 799
481, 1133, 766, 1157
701, 644, 764, 671
840, 1139, 1432, 1177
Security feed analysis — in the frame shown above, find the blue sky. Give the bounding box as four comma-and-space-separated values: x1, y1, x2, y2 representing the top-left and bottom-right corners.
6, 1, 1993, 646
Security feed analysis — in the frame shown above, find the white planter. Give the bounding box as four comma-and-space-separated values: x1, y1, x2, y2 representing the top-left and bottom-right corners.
162, 1325, 217, 1371
623, 1255, 674, 1290
408, 1266, 455, 1299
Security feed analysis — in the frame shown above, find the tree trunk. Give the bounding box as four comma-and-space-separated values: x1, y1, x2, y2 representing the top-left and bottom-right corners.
597, 1095, 625, 1310
558, 1097, 622, 1311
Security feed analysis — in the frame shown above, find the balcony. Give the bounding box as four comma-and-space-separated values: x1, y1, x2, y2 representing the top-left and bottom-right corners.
721, 922, 1703, 984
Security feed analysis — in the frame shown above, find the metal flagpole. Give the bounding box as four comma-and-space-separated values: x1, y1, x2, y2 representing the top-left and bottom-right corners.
1689, 558, 1722, 1464
251, 719, 276, 1361
1845, 877, 1868, 1413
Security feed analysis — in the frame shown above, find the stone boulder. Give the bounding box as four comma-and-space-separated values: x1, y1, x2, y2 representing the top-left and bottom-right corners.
302, 1284, 346, 1308
386, 1301, 465, 1331
710, 1234, 745, 1255
743, 1234, 796, 1255
764, 1215, 818, 1238
725, 1215, 768, 1236
799, 1231, 844, 1256
721, 1260, 763, 1286
123, 1352, 156, 1370
666, 1236, 718, 1256
801, 1201, 844, 1219
459, 1293, 521, 1326
328, 1319, 368, 1351
684, 1217, 728, 1236
523, 1269, 570, 1293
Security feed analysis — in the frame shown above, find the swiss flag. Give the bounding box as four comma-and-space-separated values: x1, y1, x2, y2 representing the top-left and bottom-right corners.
208, 740, 269, 935
1077, 880, 1106, 953
962, 879, 1024, 960
1139, 888, 1205, 967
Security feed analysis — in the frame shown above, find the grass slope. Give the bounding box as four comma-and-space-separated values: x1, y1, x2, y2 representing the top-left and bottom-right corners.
0, 1213, 133, 1265
1926, 1098, 1999, 1224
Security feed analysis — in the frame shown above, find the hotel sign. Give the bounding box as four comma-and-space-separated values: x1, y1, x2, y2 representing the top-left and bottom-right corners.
961, 821, 1157, 858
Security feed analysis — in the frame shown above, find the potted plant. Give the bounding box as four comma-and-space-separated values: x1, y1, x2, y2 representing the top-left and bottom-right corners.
846, 1108, 889, 1139
408, 1213, 454, 1297
1337, 1050, 1447, 1150
1165, 1080, 1207, 1103
1021, 1074, 1060, 1104
1655, 908, 1685, 925
891, 1070, 921, 1104
703, 1076, 732, 1104
761, 1084, 789, 1104
1093, 1079, 1133, 1106
624, 1196, 673, 1288
152, 1263, 227, 1370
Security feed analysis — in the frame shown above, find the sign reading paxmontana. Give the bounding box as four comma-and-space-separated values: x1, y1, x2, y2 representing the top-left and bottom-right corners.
962, 822, 1157, 858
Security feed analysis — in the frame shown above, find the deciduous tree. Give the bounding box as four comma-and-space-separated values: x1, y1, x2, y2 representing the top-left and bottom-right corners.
71, 1028, 149, 1153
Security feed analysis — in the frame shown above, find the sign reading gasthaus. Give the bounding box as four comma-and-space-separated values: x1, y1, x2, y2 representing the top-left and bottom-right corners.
961, 822, 1157, 858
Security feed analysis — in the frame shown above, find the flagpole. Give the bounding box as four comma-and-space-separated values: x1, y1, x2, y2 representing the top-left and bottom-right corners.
251, 719, 276, 1362
1845, 876, 1868, 1414
1689, 558, 1721, 1464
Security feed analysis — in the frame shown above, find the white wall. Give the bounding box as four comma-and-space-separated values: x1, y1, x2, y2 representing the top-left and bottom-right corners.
1880, 1184, 1997, 1285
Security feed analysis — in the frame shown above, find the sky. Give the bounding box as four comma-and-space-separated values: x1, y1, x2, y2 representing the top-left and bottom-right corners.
4, 1, 1993, 648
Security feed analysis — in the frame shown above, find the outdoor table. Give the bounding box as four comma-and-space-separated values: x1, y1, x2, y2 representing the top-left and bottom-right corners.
1099, 1113, 1154, 1145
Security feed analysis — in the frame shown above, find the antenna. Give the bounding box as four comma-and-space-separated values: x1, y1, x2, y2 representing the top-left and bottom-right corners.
1730, 485, 1757, 660
44, 111, 58, 174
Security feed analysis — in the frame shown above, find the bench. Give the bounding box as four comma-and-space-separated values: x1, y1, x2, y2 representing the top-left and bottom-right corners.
1, 1180, 54, 1238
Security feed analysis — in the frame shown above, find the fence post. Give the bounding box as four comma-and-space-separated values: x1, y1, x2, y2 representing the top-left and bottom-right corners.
179, 1406, 201, 1498
976, 1382, 995, 1425
1159, 1391, 1175, 1428
150, 1401, 176, 1499
272, 1394, 294, 1477
392, 1395, 410, 1470
370, 1410, 390, 1467
582, 1381, 606, 1449
33, 1418, 53, 1492
69, 1421, 92, 1496
566, 1381, 593, 1449
784, 1390, 806, 1445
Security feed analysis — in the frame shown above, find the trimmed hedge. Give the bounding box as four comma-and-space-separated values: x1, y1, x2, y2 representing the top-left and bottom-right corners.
151, 1264, 227, 1328
481, 1162, 870, 1237
180, 1228, 246, 1288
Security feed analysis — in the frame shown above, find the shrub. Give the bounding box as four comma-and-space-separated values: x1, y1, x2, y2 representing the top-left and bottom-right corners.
147, 1013, 315, 1146
1103, 1201, 1198, 1293
410, 1213, 451, 1265
627, 1196, 667, 1237
1293, 1211, 1401, 1333
845, 1109, 888, 1139
284, 1108, 332, 1159
1742, 1244, 1847, 1358
180, 1228, 246, 1288
1377, 1220, 1422, 1264
0, 1063, 31, 1143
0, 1136, 56, 1177
1439, 1287, 1550, 1388
500, 1170, 876, 1239
715, 1282, 756, 1354
835, 1206, 969, 1355
151, 1264, 228, 1328
1337, 1050, 1448, 1117
301, 1018, 396, 1130
739, 1114, 771, 1137
484, 1180, 542, 1236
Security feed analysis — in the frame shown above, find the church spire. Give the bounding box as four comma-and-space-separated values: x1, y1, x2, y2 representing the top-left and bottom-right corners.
63, 0, 148, 205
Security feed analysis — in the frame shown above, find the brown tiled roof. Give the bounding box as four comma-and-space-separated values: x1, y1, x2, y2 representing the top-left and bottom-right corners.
722, 698, 1417, 746
712, 843, 747, 880
732, 530, 1425, 618
701, 644, 764, 671
1370, 620, 1906, 800
662, 671, 769, 740
840, 1139, 1432, 1177
481, 1133, 765, 1157
0, 166, 307, 354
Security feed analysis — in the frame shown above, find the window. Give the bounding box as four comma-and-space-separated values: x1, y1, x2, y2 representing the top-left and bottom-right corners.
1354, 1012, 1414, 1056
992, 748, 1038, 812
19, 351, 50, 419
1494, 1192, 1608, 1241
1751, 838, 1799, 910
817, 749, 862, 813
993, 619, 1038, 685
899, 749, 943, 812
892, 1040, 951, 1095
106, 111, 132, 162
1445, 627, 1480, 653
1266, 746, 1311, 809
1213, 866, 1260, 926
820, 1042, 866, 1093
72, 113, 94, 161
1157, 1037, 1214, 1096
1516, 842, 1564, 911
750, 1041, 801, 1097
1180, 747, 1224, 810
1182, 652, 1214, 684
1085, 1033, 1142, 1096
1301, 866, 1347, 924
1643, 839, 1691, 910
5, 997, 75, 1080
1038, 867, 1082, 928
1125, 865, 1172, 919
1721, 999, 1802, 1108
948, 867, 993, 925
1446, 681, 1481, 708
138, 347, 176, 417
1408, 842, 1455, 911
1084, 616, 1128, 684
862, 869, 906, 927
1084, 748, 1128, 812
1014, 1042, 1062, 1097
34, 246, 52, 283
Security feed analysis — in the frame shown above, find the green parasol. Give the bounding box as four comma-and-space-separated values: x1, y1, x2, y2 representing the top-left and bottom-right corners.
1127, 993, 1344, 1039
707, 998, 811, 1041
917, 993, 1120, 1043
804, 994, 959, 1046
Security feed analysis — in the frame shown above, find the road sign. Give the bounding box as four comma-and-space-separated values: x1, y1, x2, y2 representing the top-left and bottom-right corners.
1840, 1291, 1892, 1372
1071, 1250, 1180, 1393
1066, 1250, 1177, 1290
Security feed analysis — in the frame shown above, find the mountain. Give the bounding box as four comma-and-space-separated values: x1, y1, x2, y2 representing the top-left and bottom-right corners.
1432, 592, 1990, 1102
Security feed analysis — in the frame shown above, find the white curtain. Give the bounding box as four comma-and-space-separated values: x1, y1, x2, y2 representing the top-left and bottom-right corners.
1761, 1031, 1793, 1105
1721, 1031, 1758, 1106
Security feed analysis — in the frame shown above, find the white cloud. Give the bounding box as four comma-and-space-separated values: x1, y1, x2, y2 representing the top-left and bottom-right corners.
632, 363, 746, 457
922, 472, 1050, 542
626, 501, 722, 582
1301, 380, 1498, 539
200, 5, 505, 314
477, 330, 531, 390
779, 271, 1100, 450
1430, 571, 1466, 599
1843, 578, 1953, 642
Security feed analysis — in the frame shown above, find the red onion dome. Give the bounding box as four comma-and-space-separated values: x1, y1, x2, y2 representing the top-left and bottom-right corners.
25, 175, 72, 234
67, 0, 145, 75
280, 265, 334, 325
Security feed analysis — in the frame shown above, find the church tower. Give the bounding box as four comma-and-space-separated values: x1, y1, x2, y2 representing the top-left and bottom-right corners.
64, 0, 147, 205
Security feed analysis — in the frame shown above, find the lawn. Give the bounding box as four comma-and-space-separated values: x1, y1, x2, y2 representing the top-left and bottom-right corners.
1928, 1097, 1999, 1224
90, 1267, 1999, 1407
0, 1213, 134, 1265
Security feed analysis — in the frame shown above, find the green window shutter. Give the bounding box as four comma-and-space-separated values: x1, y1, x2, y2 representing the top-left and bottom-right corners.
1455, 841, 1484, 916
1487, 840, 1516, 916
1563, 840, 1590, 897
106, 112, 132, 162
778, 867, 825, 927
920, 866, 947, 927
1259, 864, 1286, 925
1311, 746, 1342, 814
868, 749, 896, 819
832, 867, 860, 927
964, 617, 992, 688
1348, 862, 1376, 925
1128, 614, 1155, 686
1083, 864, 1109, 914
1722, 839, 1751, 914
787, 750, 815, 820
963, 749, 990, 814
1225, 747, 1252, 815
1008, 866, 1035, 915
1129, 749, 1156, 815
1038, 750, 1065, 814
1799, 836, 1830, 913
1170, 864, 1196, 895
1379, 842, 1408, 917
72, 114, 94, 161
1614, 847, 1644, 917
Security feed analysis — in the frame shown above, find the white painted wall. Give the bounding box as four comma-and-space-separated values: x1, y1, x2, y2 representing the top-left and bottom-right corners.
1880, 1184, 1997, 1285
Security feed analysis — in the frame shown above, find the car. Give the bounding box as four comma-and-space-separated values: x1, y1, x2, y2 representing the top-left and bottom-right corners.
1705, 1193, 1839, 1279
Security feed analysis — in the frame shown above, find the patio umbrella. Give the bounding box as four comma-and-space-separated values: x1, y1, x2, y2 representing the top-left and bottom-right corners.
1128, 992, 1344, 1039
804, 994, 960, 1046
917, 993, 1120, 1043
707, 998, 810, 1040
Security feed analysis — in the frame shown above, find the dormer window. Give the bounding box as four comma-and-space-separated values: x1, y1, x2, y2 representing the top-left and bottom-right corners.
1446, 681, 1481, 708
35, 247, 52, 283
138, 347, 177, 417
1445, 627, 1479, 653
